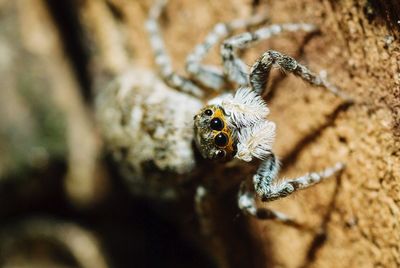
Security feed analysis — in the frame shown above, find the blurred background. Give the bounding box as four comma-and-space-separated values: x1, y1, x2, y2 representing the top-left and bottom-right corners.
0, 0, 219, 267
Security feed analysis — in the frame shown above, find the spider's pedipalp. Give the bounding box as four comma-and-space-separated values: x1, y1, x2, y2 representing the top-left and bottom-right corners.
236, 120, 276, 162
220, 87, 270, 128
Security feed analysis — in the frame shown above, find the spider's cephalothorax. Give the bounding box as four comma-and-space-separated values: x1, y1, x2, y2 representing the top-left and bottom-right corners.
194, 105, 237, 161
194, 87, 277, 163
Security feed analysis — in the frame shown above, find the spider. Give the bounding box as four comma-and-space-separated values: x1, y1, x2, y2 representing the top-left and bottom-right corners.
96, 0, 351, 243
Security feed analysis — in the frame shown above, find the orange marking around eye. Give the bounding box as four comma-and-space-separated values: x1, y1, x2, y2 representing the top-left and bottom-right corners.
213, 108, 235, 154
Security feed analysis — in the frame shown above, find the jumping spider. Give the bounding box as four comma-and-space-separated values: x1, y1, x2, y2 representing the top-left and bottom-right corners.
97, 0, 351, 240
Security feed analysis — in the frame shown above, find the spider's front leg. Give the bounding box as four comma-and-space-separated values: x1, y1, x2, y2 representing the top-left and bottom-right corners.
238, 154, 344, 227
222, 24, 352, 101
249, 50, 353, 100
221, 23, 317, 87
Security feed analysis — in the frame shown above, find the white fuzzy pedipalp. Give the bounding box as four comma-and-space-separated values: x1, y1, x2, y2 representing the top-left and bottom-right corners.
235, 121, 276, 162
221, 87, 269, 128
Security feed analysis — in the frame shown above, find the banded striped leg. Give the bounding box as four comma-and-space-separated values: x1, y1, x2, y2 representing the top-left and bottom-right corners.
249, 50, 353, 100
238, 181, 306, 229
146, 0, 203, 97
221, 23, 317, 87
185, 13, 268, 90
238, 154, 344, 226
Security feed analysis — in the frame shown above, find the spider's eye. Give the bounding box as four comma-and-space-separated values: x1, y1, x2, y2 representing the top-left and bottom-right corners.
210, 117, 224, 131
204, 109, 213, 116
215, 150, 226, 159
214, 132, 228, 147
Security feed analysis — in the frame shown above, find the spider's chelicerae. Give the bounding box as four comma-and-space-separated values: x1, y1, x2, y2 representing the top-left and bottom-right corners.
97, 0, 351, 231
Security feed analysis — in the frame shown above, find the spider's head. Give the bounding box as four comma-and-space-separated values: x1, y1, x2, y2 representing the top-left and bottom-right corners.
193, 105, 237, 161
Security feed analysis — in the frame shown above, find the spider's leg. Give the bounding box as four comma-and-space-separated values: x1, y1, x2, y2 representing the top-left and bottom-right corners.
249, 50, 353, 100
253, 154, 344, 202
185, 13, 268, 91
221, 23, 317, 87
146, 0, 203, 97
238, 154, 343, 226
238, 181, 305, 229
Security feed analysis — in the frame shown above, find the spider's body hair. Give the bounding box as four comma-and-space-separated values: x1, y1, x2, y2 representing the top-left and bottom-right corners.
218, 87, 270, 128
236, 121, 276, 162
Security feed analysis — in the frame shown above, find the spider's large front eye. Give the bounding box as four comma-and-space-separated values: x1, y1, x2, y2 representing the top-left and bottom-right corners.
214, 132, 228, 147
210, 117, 224, 131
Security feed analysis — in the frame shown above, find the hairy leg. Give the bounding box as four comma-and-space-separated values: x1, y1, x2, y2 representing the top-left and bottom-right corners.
253, 154, 344, 202
250, 50, 352, 100
185, 12, 268, 90
238, 154, 343, 227
221, 23, 317, 86
146, 0, 203, 97
238, 181, 306, 228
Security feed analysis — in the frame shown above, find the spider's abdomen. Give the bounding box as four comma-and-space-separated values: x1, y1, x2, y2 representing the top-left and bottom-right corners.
96, 68, 202, 199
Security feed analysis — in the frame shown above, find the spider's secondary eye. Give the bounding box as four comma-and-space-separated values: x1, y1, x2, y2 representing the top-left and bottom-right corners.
210, 117, 224, 131
215, 150, 226, 159
204, 109, 213, 116
214, 132, 228, 147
